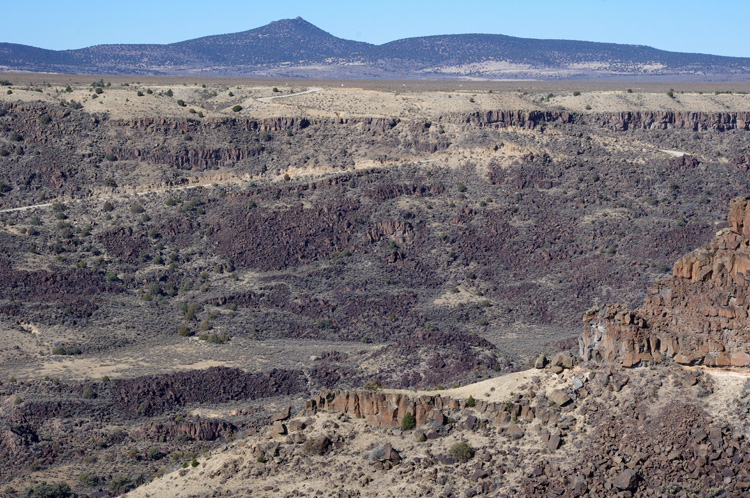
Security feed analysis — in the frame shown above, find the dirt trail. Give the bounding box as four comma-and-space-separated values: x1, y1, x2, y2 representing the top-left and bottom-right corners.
257, 86, 322, 103
0, 154, 442, 215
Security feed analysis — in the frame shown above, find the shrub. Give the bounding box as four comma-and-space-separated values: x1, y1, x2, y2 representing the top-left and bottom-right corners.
449, 441, 474, 462
78, 473, 99, 486
165, 89, 173, 97
19, 482, 74, 498
137, 91, 144, 97
94, 87, 103, 95
363, 380, 383, 391
52, 346, 82, 356
177, 99, 186, 106
39, 114, 51, 125
667, 89, 675, 98
147, 447, 164, 460
0, 148, 8, 157
181, 198, 202, 212
178, 325, 193, 337
109, 476, 131, 493
573, 91, 581, 96
457, 183, 467, 192
82, 386, 96, 399
129, 203, 145, 214
103, 177, 117, 187
104, 152, 116, 161
232, 105, 242, 112
200, 332, 230, 344
466, 395, 475, 407
401, 412, 416, 431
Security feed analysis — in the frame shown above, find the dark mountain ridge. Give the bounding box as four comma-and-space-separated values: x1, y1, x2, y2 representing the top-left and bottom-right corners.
1, 17, 749, 79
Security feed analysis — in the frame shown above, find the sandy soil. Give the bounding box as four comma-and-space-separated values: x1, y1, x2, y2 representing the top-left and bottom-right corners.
3, 79, 749, 123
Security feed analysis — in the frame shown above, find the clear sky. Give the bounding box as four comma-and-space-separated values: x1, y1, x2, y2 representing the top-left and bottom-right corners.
4, 0, 749, 58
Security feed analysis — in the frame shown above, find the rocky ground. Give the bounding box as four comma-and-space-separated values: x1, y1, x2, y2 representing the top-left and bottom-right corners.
1, 76, 750, 496
127, 357, 750, 498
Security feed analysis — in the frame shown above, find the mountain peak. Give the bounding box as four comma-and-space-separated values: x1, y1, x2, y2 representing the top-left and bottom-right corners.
1, 17, 749, 79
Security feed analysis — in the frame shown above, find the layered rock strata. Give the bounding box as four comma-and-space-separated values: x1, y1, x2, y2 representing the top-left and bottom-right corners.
581, 195, 750, 368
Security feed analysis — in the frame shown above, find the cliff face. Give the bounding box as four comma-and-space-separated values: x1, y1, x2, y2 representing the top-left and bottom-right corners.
581, 196, 750, 368
450, 110, 750, 131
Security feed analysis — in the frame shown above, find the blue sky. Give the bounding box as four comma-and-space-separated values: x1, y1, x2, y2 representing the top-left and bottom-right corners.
5, 0, 749, 58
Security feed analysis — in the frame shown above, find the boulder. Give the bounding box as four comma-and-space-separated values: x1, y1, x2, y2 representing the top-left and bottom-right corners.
549, 390, 572, 407
505, 423, 525, 440
271, 405, 291, 422
612, 469, 638, 491
288, 419, 306, 432
548, 434, 561, 450
271, 421, 286, 436
552, 353, 573, 369
535, 355, 547, 369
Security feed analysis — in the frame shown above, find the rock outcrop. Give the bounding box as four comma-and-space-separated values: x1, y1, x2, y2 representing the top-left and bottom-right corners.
307, 383, 577, 432
581, 195, 750, 368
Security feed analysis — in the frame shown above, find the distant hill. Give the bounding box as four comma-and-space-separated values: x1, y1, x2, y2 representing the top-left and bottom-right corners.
1, 17, 749, 80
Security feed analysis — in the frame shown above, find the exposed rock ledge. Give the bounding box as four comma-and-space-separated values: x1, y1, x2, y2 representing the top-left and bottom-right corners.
581, 195, 750, 368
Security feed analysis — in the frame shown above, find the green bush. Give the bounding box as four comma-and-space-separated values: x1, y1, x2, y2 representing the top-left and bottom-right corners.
147, 447, 164, 460
401, 412, 416, 431
129, 203, 145, 214
52, 346, 82, 356
177, 99, 186, 107
78, 473, 100, 486
466, 395, 475, 407
449, 441, 474, 462
232, 105, 243, 112
199, 332, 230, 344
457, 183, 467, 192
165, 89, 173, 97
177, 325, 193, 337
82, 386, 96, 399
19, 482, 74, 498
109, 476, 131, 493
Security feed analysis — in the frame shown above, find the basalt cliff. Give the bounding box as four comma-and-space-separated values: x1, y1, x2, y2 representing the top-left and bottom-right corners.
582, 195, 750, 368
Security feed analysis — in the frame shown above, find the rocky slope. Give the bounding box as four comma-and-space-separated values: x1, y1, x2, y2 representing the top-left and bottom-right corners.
126, 359, 750, 498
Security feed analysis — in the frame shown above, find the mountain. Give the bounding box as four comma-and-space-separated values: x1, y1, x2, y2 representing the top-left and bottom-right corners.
1, 17, 749, 79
